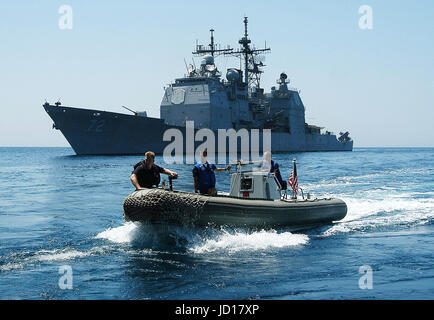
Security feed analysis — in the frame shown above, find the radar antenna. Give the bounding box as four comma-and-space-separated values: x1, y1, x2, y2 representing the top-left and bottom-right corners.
225, 17, 271, 89
192, 29, 233, 57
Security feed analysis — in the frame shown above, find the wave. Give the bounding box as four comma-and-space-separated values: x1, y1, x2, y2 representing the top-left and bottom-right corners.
303, 167, 433, 191
321, 197, 434, 236
188, 229, 308, 254
36, 249, 91, 262
95, 222, 188, 249
0, 262, 25, 272
96, 222, 309, 253
0, 247, 105, 272
95, 222, 139, 244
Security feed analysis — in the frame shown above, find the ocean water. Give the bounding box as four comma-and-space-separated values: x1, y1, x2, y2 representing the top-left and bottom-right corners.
0, 147, 433, 299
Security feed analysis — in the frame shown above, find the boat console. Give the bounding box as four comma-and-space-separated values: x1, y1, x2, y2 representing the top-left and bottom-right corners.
229, 161, 281, 200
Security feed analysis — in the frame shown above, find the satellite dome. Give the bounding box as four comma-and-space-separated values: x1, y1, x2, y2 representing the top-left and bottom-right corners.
226, 69, 240, 82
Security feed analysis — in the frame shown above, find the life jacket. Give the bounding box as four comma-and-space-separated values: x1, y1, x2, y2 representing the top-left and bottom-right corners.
194, 162, 216, 192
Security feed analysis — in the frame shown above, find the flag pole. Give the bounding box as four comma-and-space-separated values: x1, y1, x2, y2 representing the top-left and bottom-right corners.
292, 158, 296, 199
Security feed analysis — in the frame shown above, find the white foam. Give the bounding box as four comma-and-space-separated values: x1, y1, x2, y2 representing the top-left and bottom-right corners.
95, 222, 174, 249
189, 229, 309, 254
304, 168, 433, 192
345, 197, 434, 221
1, 248, 96, 271
322, 197, 434, 236
37, 249, 90, 262
95, 222, 309, 253
95, 221, 140, 243
0, 262, 24, 271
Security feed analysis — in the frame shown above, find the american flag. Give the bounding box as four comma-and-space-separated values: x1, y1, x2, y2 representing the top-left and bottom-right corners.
288, 159, 298, 194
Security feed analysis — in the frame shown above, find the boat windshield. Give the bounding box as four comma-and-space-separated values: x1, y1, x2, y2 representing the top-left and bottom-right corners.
235, 161, 270, 175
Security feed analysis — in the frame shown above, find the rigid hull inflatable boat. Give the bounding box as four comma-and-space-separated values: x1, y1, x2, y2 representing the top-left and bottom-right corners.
123, 162, 347, 229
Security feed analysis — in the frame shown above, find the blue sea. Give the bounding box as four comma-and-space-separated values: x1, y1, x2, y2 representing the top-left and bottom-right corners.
0, 147, 433, 299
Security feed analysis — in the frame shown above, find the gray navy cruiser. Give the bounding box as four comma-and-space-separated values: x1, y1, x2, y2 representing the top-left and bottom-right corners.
43, 17, 353, 155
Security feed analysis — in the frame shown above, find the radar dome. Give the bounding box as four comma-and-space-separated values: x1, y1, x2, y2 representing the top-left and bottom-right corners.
226, 69, 240, 82
201, 54, 214, 66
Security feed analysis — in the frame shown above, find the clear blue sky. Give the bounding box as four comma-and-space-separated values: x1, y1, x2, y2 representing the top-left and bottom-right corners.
0, 0, 433, 147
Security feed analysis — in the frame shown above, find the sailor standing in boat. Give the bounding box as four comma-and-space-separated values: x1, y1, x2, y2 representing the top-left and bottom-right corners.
130, 151, 178, 189
193, 149, 231, 196
261, 151, 287, 190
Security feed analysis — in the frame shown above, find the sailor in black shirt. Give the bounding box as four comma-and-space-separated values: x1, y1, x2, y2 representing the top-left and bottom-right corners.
130, 151, 178, 189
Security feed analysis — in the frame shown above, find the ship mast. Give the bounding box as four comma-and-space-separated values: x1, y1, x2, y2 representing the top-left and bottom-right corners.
192, 18, 270, 90
240, 17, 250, 85
228, 17, 271, 89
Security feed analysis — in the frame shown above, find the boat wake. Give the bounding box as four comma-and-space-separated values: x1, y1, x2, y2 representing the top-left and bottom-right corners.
299, 166, 434, 236
96, 222, 309, 253
188, 229, 309, 253
321, 196, 434, 236
0, 247, 108, 272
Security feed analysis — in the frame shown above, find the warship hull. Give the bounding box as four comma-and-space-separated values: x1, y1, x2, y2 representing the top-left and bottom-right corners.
44, 103, 353, 155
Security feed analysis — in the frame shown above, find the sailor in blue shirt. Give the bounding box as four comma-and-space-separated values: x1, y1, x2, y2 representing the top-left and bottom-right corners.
193, 149, 231, 196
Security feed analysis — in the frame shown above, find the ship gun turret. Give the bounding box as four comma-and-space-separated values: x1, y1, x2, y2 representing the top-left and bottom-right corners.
122, 106, 147, 117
